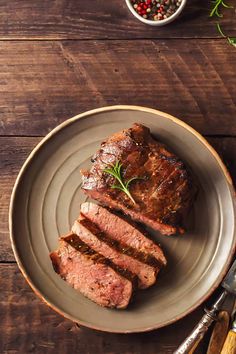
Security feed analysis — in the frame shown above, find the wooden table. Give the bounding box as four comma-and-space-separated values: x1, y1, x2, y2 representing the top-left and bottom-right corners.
1, 1, 236, 353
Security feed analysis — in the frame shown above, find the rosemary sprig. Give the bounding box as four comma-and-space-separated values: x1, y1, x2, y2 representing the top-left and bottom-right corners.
217, 22, 226, 36
217, 23, 236, 47
210, 0, 232, 18
103, 160, 141, 204
227, 37, 236, 47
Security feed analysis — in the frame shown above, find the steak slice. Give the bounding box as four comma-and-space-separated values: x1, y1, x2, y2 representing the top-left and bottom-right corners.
72, 216, 159, 289
50, 234, 134, 309
81, 123, 196, 235
80, 202, 167, 267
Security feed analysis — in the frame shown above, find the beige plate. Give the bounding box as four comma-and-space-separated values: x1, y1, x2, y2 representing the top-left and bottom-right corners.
10, 105, 236, 333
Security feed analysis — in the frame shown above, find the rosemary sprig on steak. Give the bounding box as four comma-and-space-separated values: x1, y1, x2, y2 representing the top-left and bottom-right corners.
82, 124, 196, 235
103, 160, 141, 204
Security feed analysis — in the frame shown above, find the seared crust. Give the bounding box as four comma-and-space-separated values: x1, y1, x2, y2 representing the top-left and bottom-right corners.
79, 215, 163, 268
72, 216, 160, 289
81, 202, 167, 266
82, 123, 196, 235
61, 234, 136, 285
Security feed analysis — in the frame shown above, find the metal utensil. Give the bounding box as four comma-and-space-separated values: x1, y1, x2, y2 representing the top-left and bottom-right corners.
174, 259, 236, 354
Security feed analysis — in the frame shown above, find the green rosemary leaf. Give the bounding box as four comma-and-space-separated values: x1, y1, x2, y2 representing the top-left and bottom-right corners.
111, 184, 124, 191
125, 176, 143, 189
117, 161, 122, 176
210, 0, 232, 18
217, 23, 226, 37
222, 0, 233, 8
103, 168, 117, 178
103, 160, 142, 204
228, 37, 236, 47
216, 23, 236, 47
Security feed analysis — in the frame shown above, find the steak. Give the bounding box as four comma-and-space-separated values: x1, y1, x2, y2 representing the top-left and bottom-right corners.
81, 124, 196, 235
50, 234, 134, 309
80, 202, 167, 267
72, 216, 159, 289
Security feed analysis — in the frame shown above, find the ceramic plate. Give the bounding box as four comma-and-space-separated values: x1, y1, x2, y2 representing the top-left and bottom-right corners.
10, 105, 236, 333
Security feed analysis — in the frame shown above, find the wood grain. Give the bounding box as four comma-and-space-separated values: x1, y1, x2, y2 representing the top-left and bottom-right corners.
0, 137, 41, 261
0, 263, 208, 354
221, 331, 236, 354
1, 136, 236, 262
206, 311, 230, 354
0, 1, 235, 352
0, 40, 235, 136
0, 0, 235, 39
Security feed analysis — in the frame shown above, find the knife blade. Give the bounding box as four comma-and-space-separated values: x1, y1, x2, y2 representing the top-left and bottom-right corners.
174, 259, 236, 354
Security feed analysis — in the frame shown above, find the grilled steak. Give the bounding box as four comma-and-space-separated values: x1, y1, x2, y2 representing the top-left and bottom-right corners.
50, 234, 134, 309
81, 124, 196, 235
72, 216, 160, 289
80, 202, 167, 267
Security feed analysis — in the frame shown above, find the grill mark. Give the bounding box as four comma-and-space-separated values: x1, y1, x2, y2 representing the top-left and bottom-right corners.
151, 164, 178, 198
82, 203, 167, 265
81, 123, 196, 235
147, 155, 176, 194
79, 215, 165, 269
152, 154, 187, 197
158, 178, 190, 224
163, 174, 189, 203
63, 234, 137, 286
147, 155, 167, 178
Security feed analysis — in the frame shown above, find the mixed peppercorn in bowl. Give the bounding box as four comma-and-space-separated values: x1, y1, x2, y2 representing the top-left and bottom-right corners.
125, 0, 187, 25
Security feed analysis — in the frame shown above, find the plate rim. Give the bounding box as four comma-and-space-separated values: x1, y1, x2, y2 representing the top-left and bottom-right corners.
9, 105, 236, 333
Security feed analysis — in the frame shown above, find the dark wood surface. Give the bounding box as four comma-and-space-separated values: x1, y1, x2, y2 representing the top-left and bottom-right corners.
0, 40, 236, 136
1, 1, 236, 353
0, 0, 235, 39
1, 264, 210, 354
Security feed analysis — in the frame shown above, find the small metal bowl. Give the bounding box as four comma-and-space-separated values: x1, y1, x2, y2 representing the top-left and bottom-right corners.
125, 0, 187, 26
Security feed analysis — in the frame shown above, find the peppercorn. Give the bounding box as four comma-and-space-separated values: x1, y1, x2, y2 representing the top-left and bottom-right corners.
131, 0, 182, 21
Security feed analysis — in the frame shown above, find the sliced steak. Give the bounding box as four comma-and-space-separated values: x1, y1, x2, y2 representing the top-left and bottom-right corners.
50, 234, 134, 309
72, 216, 159, 289
81, 123, 196, 235
80, 202, 167, 267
